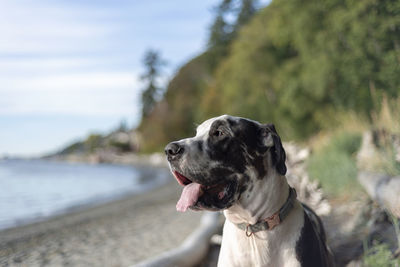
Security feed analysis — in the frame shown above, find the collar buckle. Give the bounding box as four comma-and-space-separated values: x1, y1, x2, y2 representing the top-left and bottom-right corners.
265, 213, 281, 230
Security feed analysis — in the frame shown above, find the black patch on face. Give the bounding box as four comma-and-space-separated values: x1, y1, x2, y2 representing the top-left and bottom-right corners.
206, 119, 248, 174
296, 210, 331, 267
206, 118, 279, 181
248, 184, 254, 193
227, 118, 260, 152
184, 166, 234, 188
252, 156, 266, 179
196, 140, 203, 152
209, 167, 234, 180
237, 174, 250, 199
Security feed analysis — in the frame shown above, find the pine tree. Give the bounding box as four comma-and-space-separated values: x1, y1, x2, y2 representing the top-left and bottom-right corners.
207, 0, 235, 70
140, 50, 166, 118
234, 0, 258, 32
206, 0, 260, 70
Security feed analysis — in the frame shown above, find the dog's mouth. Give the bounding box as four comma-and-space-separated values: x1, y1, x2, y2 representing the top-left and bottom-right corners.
172, 171, 232, 212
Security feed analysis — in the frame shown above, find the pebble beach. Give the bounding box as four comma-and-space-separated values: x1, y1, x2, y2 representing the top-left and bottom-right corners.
0, 178, 203, 267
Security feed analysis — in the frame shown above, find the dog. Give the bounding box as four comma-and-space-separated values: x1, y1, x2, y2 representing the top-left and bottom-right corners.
165, 115, 334, 267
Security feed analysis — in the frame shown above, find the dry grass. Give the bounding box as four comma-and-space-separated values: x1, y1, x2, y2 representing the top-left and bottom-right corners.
371, 96, 400, 134
307, 96, 400, 196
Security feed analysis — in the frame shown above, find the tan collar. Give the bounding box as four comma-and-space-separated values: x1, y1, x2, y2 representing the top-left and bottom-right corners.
235, 187, 297, 237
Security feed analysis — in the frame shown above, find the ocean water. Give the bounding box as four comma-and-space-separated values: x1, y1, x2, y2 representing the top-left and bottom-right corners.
0, 159, 169, 230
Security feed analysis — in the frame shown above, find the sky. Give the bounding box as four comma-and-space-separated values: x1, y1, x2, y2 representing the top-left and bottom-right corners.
0, 0, 219, 157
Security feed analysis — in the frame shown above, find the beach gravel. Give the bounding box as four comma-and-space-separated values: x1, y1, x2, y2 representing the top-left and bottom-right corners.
0, 176, 203, 267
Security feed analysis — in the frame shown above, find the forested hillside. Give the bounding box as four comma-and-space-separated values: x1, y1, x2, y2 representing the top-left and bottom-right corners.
138, 0, 400, 152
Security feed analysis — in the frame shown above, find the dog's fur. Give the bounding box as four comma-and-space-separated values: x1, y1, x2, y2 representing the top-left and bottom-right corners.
165, 115, 334, 267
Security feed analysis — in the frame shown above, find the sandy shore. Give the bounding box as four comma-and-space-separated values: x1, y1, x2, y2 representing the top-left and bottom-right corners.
0, 176, 203, 267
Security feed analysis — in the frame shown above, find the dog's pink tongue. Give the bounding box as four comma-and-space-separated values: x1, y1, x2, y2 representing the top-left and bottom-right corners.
176, 182, 202, 212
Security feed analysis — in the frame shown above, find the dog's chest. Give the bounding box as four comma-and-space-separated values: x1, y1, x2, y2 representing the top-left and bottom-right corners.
218, 208, 304, 267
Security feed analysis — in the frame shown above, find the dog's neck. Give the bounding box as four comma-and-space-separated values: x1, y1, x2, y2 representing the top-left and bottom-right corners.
224, 170, 290, 225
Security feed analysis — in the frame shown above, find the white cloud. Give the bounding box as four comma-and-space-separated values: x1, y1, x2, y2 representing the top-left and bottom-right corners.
0, 71, 142, 116
0, 1, 117, 54
0, 58, 105, 75
8, 72, 139, 92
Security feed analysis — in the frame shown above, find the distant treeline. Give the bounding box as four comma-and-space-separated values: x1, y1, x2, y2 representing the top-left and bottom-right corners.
138, 0, 400, 152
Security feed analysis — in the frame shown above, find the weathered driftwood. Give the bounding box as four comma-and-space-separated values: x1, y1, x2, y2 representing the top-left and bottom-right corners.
132, 212, 221, 267
357, 131, 400, 218
358, 171, 400, 218
326, 131, 400, 265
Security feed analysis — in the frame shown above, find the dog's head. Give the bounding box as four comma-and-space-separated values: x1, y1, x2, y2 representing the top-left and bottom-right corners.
165, 115, 286, 212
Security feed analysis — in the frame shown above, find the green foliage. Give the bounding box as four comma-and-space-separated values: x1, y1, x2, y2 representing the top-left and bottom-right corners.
329, 132, 362, 156
206, 0, 260, 70
108, 140, 131, 152
363, 243, 399, 267
207, 13, 232, 70
307, 132, 362, 196
85, 134, 103, 153
206, 0, 400, 139
59, 141, 84, 155
139, 0, 400, 151
59, 134, 104, 155
362, 213, 400, 267
235, 0, 258, 30
138, 54, 212, 152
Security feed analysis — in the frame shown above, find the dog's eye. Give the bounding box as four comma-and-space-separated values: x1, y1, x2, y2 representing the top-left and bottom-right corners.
213, 130, 224, 137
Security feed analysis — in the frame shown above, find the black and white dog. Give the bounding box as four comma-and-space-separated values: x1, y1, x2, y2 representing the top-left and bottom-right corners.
165, 115, 334, 267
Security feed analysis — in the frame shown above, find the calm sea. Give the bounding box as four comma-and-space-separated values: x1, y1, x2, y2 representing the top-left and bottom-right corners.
0, 159, 169, 230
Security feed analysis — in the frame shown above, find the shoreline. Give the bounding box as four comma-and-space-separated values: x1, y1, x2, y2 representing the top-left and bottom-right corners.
0, 179, 175, 244
0, 178, 203, 266
43, 152, 169, 168
0, 158, 171, 232
0, 175, 168, 243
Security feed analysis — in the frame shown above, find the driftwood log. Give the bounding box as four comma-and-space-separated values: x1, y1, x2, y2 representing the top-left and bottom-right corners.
357, 131, 400, 218
132, 212, 221, 267
358, 171, 400, 218
325, 131, 400, 266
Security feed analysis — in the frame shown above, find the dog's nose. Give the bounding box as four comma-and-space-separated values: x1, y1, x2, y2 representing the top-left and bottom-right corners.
165, 142, 184, 160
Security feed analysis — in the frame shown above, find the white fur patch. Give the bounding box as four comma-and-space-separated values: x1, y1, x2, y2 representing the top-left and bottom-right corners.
219, 202, 304, 267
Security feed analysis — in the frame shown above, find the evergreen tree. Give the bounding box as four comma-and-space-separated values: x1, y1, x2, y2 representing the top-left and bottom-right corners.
207, 1, 234, 70
140, 49, 166, 118
206, 0, 260, 70
234, 0, 258, 33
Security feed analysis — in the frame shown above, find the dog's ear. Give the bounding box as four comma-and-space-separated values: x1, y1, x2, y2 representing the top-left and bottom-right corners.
258, 124, 287, 175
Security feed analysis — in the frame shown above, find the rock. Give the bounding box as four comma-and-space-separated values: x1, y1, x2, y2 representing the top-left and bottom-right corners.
284, 142, 331, 216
